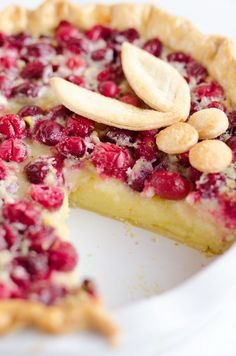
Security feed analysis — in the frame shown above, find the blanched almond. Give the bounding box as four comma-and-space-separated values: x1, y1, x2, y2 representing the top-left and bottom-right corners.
121, 42, 191, 120
156, 122, 199, 154
189, 140, 232, 173
188, 108, 229, 139
50, 77, 181, 131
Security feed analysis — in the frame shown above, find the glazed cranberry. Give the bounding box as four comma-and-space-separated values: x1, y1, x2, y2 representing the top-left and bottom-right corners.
0, 138, 28, 163
36, 120, 64, 146
167, 52, 191, 63
86, 25, 112, 41
134, 134, 159, 161
226, 136, 236, 161
103, 127, 135, 147
25, 160, 49, 184
90, 142, 133, 180
18, 105, 44, 117
91, 48, 108, 61
0, 56, 16, 70
0, 75, 12, 97
27, 225, 57, 252
82, 279, 97, 298
194, 81, 224, 100
66, 56, 86, 70
31, 185, 64, 210
21, 61, 51, 80
196, 173, 225, 199
15, 252, 49, 279
0, 114, 25, 139
7, 32, 30, 50
56, 20, 83, 43
187, 167, 202, 184
207, 101, 227, 112
65, 38, 88, 54
0, 160, 7, 180
97, 63, 123, 83
66, 74, 85, 87
119, 28, 140, 43
145, 170, 191, 200
56, 136, 86, 158
98, 80, 120, 98
143, 38, 163, 57
186, 61, 208, 83
11, 267, 30, 290
24, 42, 56, 57
3, 201, 41, 227
0, 283, 11, 299
178, 152, 190, 167
47, 105, 70, 120
120, 94, 140, 107
66, 116, 94, 137
49, 241, 78, 272
11, 82, 40, 98
128, 160, 153, 192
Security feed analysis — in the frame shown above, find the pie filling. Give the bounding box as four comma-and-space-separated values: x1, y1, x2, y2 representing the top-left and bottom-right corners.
0, 21, 235, 308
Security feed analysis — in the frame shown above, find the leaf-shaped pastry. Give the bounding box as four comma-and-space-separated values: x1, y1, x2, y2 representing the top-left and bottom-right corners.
50, 77, 181, 131
121, 42, 191, 120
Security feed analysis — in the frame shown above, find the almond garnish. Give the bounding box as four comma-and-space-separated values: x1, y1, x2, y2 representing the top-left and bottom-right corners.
156, 122, 199, 154
121, 42, 191, 121
50, 78, 181, 131
189, 140, 232, 173
188, 108, 229, 139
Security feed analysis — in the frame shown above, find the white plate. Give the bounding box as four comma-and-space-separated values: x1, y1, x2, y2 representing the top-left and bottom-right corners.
1, 0, 236, 355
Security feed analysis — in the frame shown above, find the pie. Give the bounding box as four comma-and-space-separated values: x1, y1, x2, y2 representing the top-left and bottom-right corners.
0, 0, 235, 340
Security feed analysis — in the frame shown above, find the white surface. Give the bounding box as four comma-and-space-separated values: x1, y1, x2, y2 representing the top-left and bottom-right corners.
1, 0, 236, 355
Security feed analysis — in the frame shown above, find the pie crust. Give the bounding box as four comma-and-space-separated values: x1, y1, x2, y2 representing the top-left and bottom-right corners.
0, 0, 235, 339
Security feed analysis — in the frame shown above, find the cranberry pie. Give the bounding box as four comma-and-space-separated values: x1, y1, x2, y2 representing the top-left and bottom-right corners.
0, 0, 235, 338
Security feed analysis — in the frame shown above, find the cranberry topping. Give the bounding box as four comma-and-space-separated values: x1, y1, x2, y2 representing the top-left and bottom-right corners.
194, 81, 224, 100
21, 61, 51, 80
66, 115, 94, 137
207, 101, 227, 112
57, 136, 86, 158
0, 225, 8, 250
219, 195, 236, 229
103, 127, 135, 147
18, 105, 44, 117
226, 136, 236, 161
29, 282, 66, 305
98, 80, 120, 98
3, 201, 41, 227
90, 142, 133, 181
228, 111, 236, 135
187, 167, 202, 185
11, 82, 40, 98
49, 240, 78, 272
0, 56, 16, 70
27, 225, 57, 252
25, 160, 49, 184
119, 28, 140, 43
167, 52, 191, 63
86, 25, 112, 41
7, 32, 30, 50
0, 224, 20, 249
24, 42, 56, 57
47, 105, 71, 121
120, 94, 140, 107
143, 38, 163, 57
0, 75, 12, 97
196, 173, 225, 199
134, 134, 159, 162
91, 48, 108, 61
0, 114, 25, 139
128, 159, 153, 192
36, 120, 64, 146
186, 61, 208, 83
14, 252, 49, 280
97, 63, 123, 83
145, 170, 191, 200
66, 57, 86, 70
178, 152, 190, 167
0, 138, 28, 163
31, 185, 64, 210
0, 160, 7, 180
66, 74, 85, 87
56, 20, 83, 43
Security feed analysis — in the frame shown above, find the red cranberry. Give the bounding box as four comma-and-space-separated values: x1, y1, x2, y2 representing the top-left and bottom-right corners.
56, 136, 86, 158
0, 75, 12, 97
134, 134, 159, 161
56, 20, 83, 43
186, 61, 208, 83
145, 170, 191, 200
0, 33, 6, 47
15, 252, 49, 280
3, 201, 41, 227
21, 61, 51, 80
0, 114, 25, 139
65, 56, 86, 70
0, 224, 20, 249
97, 63, 123, 83
196, 173, 225, 198
0, 138, 28, 163
27, 225, 57, 252
66, 74, 85, 87
11, 267, 30, 290
0, 283, 11, 299
90, 142, 133, 181
207, 101, 227, 112
120, 94, 140, 107
227, 111, 236, 135
47, 105, 70, 120
226, 136, 236, 161
143, 38, 163, 57
11, 82, 40, 98
24, 42, 56, 57
49, 240, 78, 272
36, 120, 64, 146
194, 81, 224, 100
178, 152, 190, 167
128, 159, 153, 192
0, 160, 7, 180
31, 185, 64, 210
167, 52, 191, 63
86, 25, 112, 41
7, 32, 30, 50
190, 102, 199, 115
219, 195, 236, 229
103, 127, 135, 147
187, 167, 202, 184
66, 115, 94, 137
119, 28, 139, 43
82, 279, 97, 298
91, 48, 108, 61
65, 38, 88, 54
25, 160, 49, 184
98, 80, 120, 98
0, 226, 8, 250
18, 105, 44, 117
0, 56, 16, 70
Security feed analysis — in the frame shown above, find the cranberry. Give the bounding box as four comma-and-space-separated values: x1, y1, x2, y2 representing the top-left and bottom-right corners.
190, 102, 199, 115
0, 114, 25, 139
66, 116, 94, 137
128, 159, 153, 192
82, 279, 97, 298
0, 224, 20, 249
194, 81, 224, 100
134, 134, 159, 161
90, 142, 133, 181
27, 225, 57, 252
187, 167, 202, 184
167, 52, 191, 63
11, 267, 30, 290
49, 240, 78, 272
186, 61, 208, 83
143, 38, 163, 57
56, 136, 86, 158
24, 43, 56, 57
226, 136, 236, 161
65, 38, 88, 54
207, 101, 227, 112
86, 25, 112, 41
0, 226, 8, 250
7, 32, 30, 50
220, 195, 236, 229
0, 33, 6, 47
11, 82, 40, 98
0, 75, 12, 97
15, 252, 49, 279
0, 160, 6, 180
97, 63, 123, 83
66, 57, 86, 70
91, 48, 108, 61
0, 283, 11, 299
21, 61, 51, 80
145, 170, 191, 200
66, 74, 85, 87
25, 160, 49, 184
196, 173, 225, 198
56, 20, 83, 43
227, 111, 236, 135
47, 105, 70, 120
0, 138, 28, 162
98, 80, 120, 98
120, 94, 140, 107
3, 201, 41, 227
103, 127, 135, 147
31, 185, 64, 210
119, 28, 139, 43
178, 152, 190, 167
18, 105, 44, 117
0, 56, 16, 70
36, 120, 64, 146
